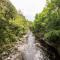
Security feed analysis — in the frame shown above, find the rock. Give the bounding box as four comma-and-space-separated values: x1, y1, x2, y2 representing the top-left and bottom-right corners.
2, 51, 8, 57
7, 57, 11, 60
35, 43, 41, 47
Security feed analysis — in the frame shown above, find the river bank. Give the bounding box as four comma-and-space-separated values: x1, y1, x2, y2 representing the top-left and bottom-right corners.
1, 31, 60, 60
0, 33, 28, 60
34, 32, 60, 60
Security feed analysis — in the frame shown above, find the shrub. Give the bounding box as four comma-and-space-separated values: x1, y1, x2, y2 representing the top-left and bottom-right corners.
44, 30, 60, 45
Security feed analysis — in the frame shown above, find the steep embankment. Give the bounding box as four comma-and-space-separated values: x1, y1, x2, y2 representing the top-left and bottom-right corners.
32, 0, 60, 59
3, 33, 28, 60
0, 0, 29, 58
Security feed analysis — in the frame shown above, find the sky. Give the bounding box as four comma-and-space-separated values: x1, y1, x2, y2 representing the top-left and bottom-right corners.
10, 0, 46, 21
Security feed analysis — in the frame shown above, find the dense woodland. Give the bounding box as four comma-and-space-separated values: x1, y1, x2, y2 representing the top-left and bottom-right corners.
0, 0, 60, 59
32, 0, 60, 56
0, 0, 30, 53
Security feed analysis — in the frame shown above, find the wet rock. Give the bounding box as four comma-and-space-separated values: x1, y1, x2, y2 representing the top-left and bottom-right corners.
7, 57, 11, 60
35, 43, 40, 47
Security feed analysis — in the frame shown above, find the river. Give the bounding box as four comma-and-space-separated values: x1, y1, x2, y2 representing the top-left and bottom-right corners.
21, 31, 50, 60
4, 31, 50, 60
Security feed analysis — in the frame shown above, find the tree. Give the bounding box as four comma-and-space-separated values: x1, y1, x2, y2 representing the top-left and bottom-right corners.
33, 0, 60, 55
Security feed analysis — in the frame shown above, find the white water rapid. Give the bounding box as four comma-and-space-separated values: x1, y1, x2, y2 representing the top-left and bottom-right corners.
22, 31, 50, 60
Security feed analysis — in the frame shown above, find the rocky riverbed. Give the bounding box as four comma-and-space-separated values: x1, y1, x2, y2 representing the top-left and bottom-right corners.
1, 31, 59, 60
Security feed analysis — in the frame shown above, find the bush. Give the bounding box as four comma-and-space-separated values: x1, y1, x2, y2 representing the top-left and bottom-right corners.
44, 30, 60, 46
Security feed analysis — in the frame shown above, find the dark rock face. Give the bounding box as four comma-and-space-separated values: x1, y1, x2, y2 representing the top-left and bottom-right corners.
37, 38, 60, 60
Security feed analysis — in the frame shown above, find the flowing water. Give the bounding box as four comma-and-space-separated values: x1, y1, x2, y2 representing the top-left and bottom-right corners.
22, 31, 50, 60
4, 31, 50, 60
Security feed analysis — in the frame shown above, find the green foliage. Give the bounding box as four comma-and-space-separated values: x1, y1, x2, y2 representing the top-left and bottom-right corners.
0, 0, 17, 20
0, 0, 17, 46
33, 0, 60, 53
0, 0, 29, 53
44, 30, 60, 45
10, 14, 29, 34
